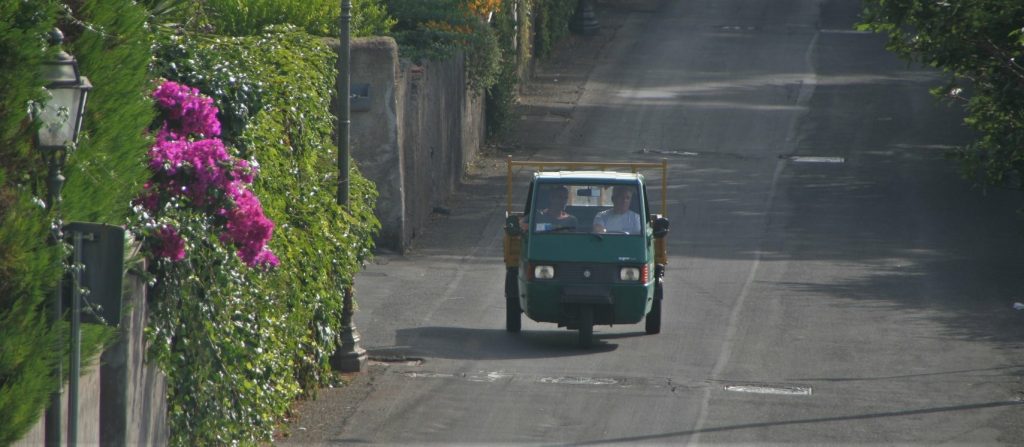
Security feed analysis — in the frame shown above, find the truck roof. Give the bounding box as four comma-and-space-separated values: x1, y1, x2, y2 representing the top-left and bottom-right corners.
533, 171, 644, 182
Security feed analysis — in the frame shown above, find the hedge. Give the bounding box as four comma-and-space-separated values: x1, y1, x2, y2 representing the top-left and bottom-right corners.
148, 28, 379, 445
143, 0, 395, 38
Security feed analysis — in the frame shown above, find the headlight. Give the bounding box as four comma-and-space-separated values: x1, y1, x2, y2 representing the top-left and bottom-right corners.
620, 267, 641, 281
534, 265, 555, 279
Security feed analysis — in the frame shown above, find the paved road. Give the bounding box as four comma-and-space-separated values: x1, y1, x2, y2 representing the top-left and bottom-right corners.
283, 0, 1024, 444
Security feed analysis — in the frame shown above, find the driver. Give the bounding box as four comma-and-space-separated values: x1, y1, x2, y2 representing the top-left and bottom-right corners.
534, 185, 578, 230
593, 185, 641, 234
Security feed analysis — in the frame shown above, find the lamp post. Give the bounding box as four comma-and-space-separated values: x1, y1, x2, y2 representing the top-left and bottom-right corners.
332, 0, 368, 373
35, 28, 91, 447
570, 0, 600, 35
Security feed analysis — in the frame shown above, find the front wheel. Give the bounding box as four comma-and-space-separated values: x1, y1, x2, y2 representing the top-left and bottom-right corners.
577, 306, 594, 348
505, 268, 521, 333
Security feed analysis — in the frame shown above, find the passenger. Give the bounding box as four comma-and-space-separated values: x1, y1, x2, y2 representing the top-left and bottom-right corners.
593, 185, 642, 234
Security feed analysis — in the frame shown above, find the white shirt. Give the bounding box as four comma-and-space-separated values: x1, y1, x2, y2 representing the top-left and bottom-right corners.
593, 209, 642, 234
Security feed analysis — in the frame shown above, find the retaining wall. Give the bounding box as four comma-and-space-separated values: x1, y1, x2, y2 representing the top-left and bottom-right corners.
326, 37, 485, 252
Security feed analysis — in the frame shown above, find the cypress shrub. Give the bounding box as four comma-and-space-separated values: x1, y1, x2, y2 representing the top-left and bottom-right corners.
0, 0, 63, 443
61, 0, 156, 225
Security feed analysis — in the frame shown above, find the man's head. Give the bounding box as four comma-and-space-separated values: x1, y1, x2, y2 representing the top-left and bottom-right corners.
611, 185, 633, 213
547, 185, 570, 210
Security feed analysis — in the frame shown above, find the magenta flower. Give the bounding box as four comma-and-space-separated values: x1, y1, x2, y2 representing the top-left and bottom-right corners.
153, 226, 186, 261
152, 81, 222, 138
139, 80, 278, 268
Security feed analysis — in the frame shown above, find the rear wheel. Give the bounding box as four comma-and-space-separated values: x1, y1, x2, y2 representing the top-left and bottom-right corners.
578, 306, 594, 348
645, 274, 663, 334
505, 268, 521, 333
645, 299, 661, 334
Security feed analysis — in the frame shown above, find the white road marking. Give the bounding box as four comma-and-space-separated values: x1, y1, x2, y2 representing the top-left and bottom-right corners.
790, 156, 845, 163
724, 384, 813, 396
688, 29, 821, 447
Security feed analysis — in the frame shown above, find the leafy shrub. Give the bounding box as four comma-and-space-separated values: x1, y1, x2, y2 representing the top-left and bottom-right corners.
533, 0, 576, 58
387, 0, 502, 92
485, 0, 524, 140
149, 28, 379, 445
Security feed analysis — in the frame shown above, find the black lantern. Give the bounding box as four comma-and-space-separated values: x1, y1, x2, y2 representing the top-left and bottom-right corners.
36, 28, 91, 152
34, 28, 91, 210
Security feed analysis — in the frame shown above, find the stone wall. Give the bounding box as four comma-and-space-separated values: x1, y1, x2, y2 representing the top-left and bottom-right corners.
327, 37, 485, 252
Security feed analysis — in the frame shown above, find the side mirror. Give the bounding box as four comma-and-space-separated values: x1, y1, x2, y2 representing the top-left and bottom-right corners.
505, 214, 523, 236
651, 215, 670, 238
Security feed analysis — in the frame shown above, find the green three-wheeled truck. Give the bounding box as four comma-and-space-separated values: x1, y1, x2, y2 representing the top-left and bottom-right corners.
503, 158, 670, 347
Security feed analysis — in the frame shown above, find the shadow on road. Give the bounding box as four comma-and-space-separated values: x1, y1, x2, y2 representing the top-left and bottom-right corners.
370, 326, 632, 360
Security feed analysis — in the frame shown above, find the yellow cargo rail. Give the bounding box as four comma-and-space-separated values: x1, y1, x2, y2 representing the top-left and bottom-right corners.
505, 156, 668, 215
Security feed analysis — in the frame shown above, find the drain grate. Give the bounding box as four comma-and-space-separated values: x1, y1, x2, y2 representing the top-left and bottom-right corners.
368, 356, 424, 367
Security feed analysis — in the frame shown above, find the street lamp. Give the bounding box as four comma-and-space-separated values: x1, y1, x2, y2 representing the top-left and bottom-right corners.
35, 27, 91, 447
331, 0, 368, 373
35, 28, 92, 211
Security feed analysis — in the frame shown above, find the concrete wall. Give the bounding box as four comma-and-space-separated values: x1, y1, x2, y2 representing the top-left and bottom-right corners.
13, 358, 101, 446
100, 271, 169, 445
13, 272, 168, 446
327, 37, 485, 252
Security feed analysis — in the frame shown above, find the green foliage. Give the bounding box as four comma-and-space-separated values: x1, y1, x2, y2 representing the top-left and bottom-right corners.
149, 29, 379, 445
532, 0, 575, 58
486, 0, 524, 140
860, 0, 1024, 189
387, 0, 502, 92
144, 0, 395, 37
0, 197, 62, 446
62, 0, 156, 225
0, 0, 63, 443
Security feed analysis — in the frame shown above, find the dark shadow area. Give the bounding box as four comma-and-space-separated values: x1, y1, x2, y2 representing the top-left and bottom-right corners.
572, 400, 1024, 445
789, 364, 1024, 383
379, 326, 620, 361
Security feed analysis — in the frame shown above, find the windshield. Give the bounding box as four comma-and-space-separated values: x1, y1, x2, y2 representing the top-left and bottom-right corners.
530, 183, 643, 235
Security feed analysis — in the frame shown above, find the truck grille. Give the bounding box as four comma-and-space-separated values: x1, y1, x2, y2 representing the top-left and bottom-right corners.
557, 263, 618, 283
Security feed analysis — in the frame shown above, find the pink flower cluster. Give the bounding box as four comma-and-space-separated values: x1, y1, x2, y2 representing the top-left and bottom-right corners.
152, 81, 222, 139
138, 80, 278, 268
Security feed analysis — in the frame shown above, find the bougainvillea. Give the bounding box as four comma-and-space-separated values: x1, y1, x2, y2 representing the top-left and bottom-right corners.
137, 80, 278, 268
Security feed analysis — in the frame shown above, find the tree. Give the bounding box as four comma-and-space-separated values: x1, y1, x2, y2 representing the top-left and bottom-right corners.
860, 0, 1024, 189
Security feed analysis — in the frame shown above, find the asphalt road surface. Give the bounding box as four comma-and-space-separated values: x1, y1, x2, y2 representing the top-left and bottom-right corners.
282, 0, 1024, 444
